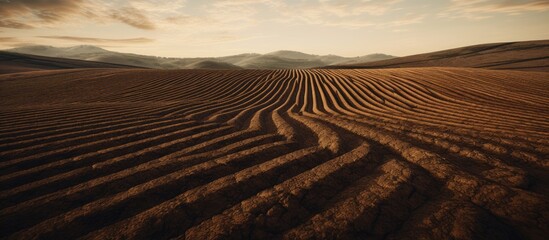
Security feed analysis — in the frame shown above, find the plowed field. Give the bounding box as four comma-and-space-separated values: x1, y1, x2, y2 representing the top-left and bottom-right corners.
1, 67, 548, 239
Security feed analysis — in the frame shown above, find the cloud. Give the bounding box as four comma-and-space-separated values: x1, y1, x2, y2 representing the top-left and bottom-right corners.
383, 14, 425, 27
0, 0, 86, 28
110, 7, 156, 30
0, 37, 18, 42
37, 36, 154, 44
0, 20, 34, 29
269, 0, 403, 29
0, 36, 35, 47
0, 0, 162, 30
0, 0, 84, 18
0, 0, 415, 32
184, 33, 267, 46
441, 0, 549, 19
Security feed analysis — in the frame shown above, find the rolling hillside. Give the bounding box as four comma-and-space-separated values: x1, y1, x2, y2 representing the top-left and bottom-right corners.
1, 67, 547, 239
330, 40, 549, 72
0, 51, 141, 74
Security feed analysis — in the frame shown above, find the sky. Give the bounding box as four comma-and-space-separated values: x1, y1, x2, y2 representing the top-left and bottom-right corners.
0, 0, 548, 58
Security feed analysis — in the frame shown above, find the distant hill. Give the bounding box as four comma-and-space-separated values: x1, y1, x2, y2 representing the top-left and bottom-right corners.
6, 45, 396, 69
184, 60, 242, 70
236, 55, 326, 69
265, 50, 320, 60
0, 51, 141, 74
329, 40, 549, 72
263, 50, 395, 67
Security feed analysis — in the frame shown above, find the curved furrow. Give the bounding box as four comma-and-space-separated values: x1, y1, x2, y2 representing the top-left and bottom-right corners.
1, 67, 547, 239
0, 115, 160, 150
386, 198, 523, 240
323, 77, 503, 139
479, 70, 549, 104
78, 147, 331, 240
382, 76, 549, 130
352, 73, 416, 113
434, 69, 549, 108
99, 70, 205, 103
185, 75, 279, 121
363, 74, 421, 111
363, 114, 548, 165
289, 112, 341, 154
213, 71, 287, 120
315, 116, 549, 238
295, 70, 312, 112
0, 105, 147, 130
206, 72, 288, 124
0, 117, 184, 160
283, 159, 433, 239
127, 71, 233, 102
327, 71, 393, 114
402, 69, 549, 116
320, 70, 371, 116
0, 124, 229, 205
0, 105, 130, 123
350, 77, 409, 113
357, 118, 534, 188
178, 70, 263, 102
0, 104, 156, 135
302, 70, 328, 115
308, 70, 341, 115
285, 70, 343, 153
270, 69, 300, 141
128, 71, 233, 114
0, 120, 198, 186
94, 71, 190, 102
220, 70, 294, 128
145, 71, 243, 103
402, 130, 532, 188
319, 70, 363, 116
0, 131, 284, 236
387, 71, 549, 123
0, 107, 165, 145
347, 111, 549, 161
342, 113, 548, 170
324, 69, 539, 140
340, 79, 549, 138
73, 75, 362, 238
161, 71, 263, 117
183, 142, 374, 239
182, 70, 265, 101
0, 119, 199, 175
381, 72, 549, 128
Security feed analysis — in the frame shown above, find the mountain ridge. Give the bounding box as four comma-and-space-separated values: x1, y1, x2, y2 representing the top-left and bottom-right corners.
6, 45, 395, 70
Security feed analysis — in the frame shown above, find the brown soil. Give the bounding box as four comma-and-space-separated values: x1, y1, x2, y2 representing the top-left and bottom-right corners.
0, 67, 548, 239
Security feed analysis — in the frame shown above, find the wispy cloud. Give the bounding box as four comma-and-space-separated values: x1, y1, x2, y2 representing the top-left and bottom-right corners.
0, 0, 414, 31
0, 20, 34, 29
37, 36, 154, 44
191, 0, 395, 30
0, 0, 168, 30
0, 36, 33, 47
110, 7, 156, 30
0, 37, 18, 42
440, 0, 549, 19
382, 14, 426, 27
0, 0, 87, 28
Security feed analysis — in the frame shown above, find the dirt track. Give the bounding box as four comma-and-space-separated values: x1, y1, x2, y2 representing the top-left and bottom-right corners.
0, 67, 548, 239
